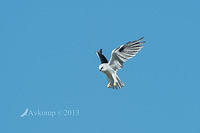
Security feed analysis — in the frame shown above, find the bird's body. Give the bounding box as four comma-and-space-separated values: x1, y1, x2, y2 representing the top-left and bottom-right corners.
99, 63, 124, 88
97, 37, 145, 89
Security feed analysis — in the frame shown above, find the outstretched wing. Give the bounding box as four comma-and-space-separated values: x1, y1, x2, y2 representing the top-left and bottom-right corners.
96, 49, 108, 64
108, 37, 145, 71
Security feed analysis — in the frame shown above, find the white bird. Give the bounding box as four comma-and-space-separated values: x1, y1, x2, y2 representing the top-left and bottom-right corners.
96, 37, 145, 89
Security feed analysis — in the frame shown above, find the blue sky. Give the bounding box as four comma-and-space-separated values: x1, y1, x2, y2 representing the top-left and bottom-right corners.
0, 0, 200, 133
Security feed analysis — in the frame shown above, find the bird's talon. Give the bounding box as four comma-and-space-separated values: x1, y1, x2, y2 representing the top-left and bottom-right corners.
107, 83, 111, 88
114, 82, 117, 87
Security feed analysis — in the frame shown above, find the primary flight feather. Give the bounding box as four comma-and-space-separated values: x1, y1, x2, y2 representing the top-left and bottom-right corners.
96, 37, 145, 89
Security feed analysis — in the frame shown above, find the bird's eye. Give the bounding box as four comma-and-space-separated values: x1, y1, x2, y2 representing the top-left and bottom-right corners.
101, 67, 103, 70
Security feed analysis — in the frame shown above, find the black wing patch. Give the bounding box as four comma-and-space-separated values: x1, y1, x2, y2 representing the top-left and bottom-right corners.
119, 46, 125, 52
96, 49, 108, 64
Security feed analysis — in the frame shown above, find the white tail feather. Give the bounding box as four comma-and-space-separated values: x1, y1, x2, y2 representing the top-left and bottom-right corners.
116, 75, 124, 89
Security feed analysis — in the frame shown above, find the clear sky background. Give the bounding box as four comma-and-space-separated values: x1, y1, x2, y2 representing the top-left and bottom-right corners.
0, 0, 200, 133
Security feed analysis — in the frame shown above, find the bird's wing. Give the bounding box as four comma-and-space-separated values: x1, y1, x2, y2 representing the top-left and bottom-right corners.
108, 37, 145, 71
96, 49, 108, 64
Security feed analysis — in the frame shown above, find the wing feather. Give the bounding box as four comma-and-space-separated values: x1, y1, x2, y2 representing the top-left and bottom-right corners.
108, 37, 145, 71
96, 49, 108, 64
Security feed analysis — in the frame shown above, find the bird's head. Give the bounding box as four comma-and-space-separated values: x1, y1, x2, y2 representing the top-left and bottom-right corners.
99, 64, 106, 72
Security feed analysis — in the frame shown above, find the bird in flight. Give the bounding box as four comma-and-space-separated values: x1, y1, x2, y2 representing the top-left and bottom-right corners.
96, 37, 145, 89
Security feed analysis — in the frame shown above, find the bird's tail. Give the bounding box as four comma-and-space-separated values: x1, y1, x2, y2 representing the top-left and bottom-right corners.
115, 75, 125, 89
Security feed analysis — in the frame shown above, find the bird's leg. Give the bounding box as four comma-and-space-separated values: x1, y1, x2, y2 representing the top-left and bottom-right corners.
107, 82, 111, 88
